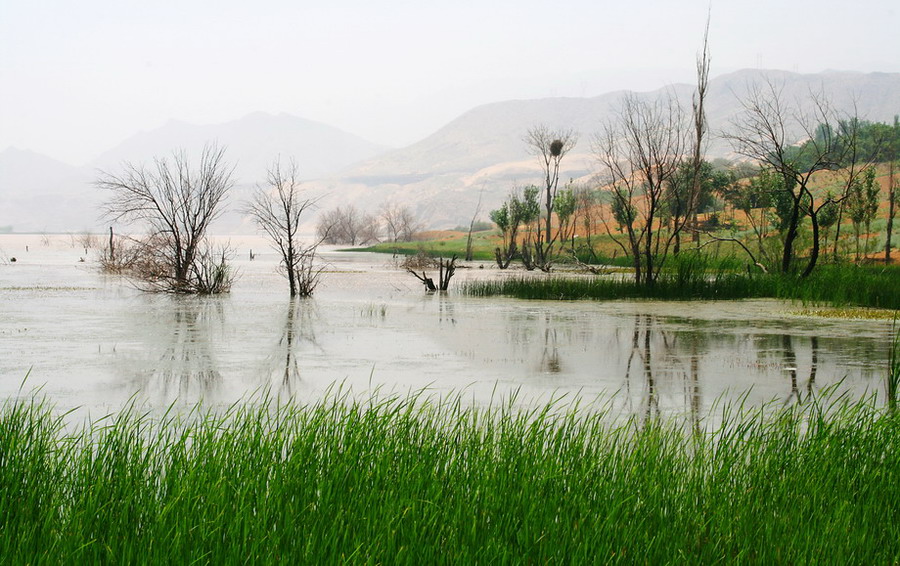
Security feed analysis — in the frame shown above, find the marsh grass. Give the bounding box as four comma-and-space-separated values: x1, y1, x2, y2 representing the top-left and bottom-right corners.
2, 387, 900, 563
463, 258, 900, 309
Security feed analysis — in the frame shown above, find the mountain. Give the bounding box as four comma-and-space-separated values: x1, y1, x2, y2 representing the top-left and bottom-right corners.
308, 69, 900, 230
3, 70, 898, 234
0, 113, 390, 233
91, 112, 390, 184
0, 148, 97, 233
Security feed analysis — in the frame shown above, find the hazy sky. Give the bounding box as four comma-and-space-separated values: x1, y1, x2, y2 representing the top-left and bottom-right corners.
2, 0, 897, 165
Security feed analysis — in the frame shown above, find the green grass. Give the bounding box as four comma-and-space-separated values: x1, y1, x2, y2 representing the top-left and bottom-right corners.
3, 387, 900, 563
462, 258, 900, 309
352, 233, 498, 261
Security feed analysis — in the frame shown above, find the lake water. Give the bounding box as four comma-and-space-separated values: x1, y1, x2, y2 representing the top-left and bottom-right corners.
0, 234, 895, 422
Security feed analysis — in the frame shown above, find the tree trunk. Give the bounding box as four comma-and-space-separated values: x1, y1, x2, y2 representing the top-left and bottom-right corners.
801, 203, 820, 278
886, 161, 896, 263
781, 193, 803, 274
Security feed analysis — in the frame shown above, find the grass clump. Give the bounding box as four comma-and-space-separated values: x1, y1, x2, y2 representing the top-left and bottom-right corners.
2, 389, 900, 563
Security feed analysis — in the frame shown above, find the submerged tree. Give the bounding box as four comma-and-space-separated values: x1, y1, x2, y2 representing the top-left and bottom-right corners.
244, 158, 323, 297
96, 144, 235, 294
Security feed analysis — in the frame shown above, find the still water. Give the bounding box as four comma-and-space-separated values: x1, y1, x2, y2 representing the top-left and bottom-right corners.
0, 235, 894, 420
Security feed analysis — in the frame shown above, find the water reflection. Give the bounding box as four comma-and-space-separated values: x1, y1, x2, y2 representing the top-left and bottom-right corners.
2, 241, 893, 419
263, 299, 323, 396
128, 298, 225, 403
539, 314, 562, 374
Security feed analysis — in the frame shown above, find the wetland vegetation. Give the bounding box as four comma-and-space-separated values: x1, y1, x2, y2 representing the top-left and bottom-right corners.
3, 384, 900, 563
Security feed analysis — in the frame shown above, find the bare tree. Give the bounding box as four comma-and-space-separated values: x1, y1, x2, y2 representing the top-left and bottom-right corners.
380, 203, 423, 242
524, 125, 578, 270
96, 144, 235, 293
464, 185, 484, 261
594, 90, 688, 285
687, 17, 711, 244
887, 160, 896, 263
316, 205, 381, 245
244, 158, 322, 297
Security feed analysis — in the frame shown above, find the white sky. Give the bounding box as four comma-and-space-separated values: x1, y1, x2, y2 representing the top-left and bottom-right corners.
1, 0, 898, 165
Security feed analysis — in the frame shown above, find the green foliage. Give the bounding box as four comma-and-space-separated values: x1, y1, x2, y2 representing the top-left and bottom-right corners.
517, 185, 541, 226
554, 187, 577, 223
611, 185, 637, 231
817, 195, 839, 229
724, 167, 780, 215
848, 167, 880, 227
3, 390, 900, 563
489, 205, 510, 233
787, 117, 900, 173
665, 160, 732, 219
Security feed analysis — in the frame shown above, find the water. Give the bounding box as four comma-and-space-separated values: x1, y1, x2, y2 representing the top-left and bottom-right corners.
0, 234, 894, 420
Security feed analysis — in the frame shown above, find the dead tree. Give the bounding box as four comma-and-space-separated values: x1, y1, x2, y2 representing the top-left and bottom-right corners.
244, 157, 323, 297
96, 144, 235, 293
407, 255, 457, 291
594, 90, 688, 286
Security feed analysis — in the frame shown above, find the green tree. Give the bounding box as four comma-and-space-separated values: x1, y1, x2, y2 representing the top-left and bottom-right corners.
847, 167, 880, 260
490, 186, 540, 269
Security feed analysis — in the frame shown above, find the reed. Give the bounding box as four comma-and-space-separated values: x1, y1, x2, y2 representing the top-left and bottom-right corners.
463, 260, 900, 309
2, 387, 900, 563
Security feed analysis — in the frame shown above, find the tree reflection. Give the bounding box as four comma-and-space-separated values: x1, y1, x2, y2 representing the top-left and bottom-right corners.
780, 334, 820, 407
539, 313, 562, 374
265, 298, 323, 396
133, 297, 225, 403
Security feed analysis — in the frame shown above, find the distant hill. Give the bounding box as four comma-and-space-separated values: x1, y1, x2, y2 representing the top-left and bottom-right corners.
0, 148, 97, 233
91, 112, 390, 184
2, 70, 898, 234
307, 69, 900, 230
1, 113, 389, 233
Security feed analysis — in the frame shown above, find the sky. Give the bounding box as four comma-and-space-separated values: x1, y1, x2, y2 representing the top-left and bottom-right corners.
1, 0, 898, 166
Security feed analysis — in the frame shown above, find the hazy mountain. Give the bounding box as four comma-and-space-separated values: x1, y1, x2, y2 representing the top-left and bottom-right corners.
310, 69, 900, 230
91, 112, 390, 184
0, 148, 97, 233
1, 113, 390, 233
3, 70, 898, 234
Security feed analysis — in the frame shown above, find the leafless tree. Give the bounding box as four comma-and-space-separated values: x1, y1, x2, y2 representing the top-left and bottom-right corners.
464, 185, 484, 261
405, 254, 457, 292
687, 18, 711, 244
380, 203, 423, 242
594, 90, 688, 285
524, 125, 578, 270
96, 144, 235, 293
244, 158, 323, 297
316, 205, 381, 245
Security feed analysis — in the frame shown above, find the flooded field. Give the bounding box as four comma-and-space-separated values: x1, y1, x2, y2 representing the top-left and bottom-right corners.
0, 234, 895, 420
